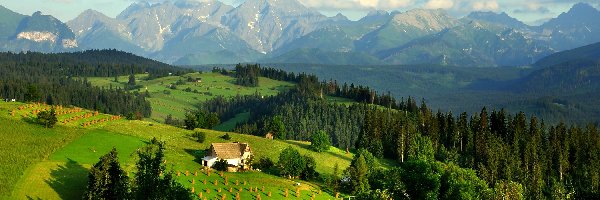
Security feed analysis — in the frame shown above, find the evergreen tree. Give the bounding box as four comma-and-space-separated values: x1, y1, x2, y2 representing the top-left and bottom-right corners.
270, 116, 286, 139
133, 138, 192, 200
348, 154, 370, 195
128, 74, 136, 86
84, 148, 130, 200
310, 130, 331, 152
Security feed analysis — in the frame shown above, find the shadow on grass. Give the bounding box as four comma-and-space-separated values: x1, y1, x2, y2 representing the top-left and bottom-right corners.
282, 140, 311, 150
20, 116, 38, 125
324, 151, 352, 162
184, 148, 205, 164
282, 140, 352, 162
45, 159, 88, 200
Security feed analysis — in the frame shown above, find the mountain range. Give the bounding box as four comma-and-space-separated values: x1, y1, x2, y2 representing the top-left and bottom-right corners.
1, 1, 600, 67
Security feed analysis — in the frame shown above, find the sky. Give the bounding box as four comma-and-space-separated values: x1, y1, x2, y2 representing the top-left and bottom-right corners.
0, 0, 598, 25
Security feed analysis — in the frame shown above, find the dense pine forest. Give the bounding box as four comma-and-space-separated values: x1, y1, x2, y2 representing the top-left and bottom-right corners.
200, 64, 600, 199
0, 50, 190, 117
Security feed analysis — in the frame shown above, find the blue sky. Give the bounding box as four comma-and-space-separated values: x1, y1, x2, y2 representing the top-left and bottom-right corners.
1, 0, 598, 25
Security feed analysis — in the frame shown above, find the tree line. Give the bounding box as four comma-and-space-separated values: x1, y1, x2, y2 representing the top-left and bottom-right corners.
199, 64, 600, 199
0, 50, 191, 78
213, 64, 402, 108
0, 50, 189, 117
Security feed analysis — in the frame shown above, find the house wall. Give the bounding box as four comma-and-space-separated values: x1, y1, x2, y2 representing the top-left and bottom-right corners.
202, 157, 242, 168
226, 158, 241, 166
202, 156, 217, 167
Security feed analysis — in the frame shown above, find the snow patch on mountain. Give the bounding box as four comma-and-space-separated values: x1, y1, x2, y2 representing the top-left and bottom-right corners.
17, 31, 57, 43
62, 39, 78, 48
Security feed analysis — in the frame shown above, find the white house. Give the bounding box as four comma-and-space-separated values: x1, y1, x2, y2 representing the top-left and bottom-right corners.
202, 142, 253, 171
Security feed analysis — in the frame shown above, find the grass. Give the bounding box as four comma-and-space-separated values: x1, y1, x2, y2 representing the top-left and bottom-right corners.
1, 101, 368, 199
86, 72, 295, 123
11, 161, 90, 200
49, 130, 145, 165
214, 112, 250, 132
0, 102, 89, 199
326, 96, 357, 106
8, 102, 124, 128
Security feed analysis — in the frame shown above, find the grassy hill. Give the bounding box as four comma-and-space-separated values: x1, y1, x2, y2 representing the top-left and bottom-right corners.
0, 101, 362, 200
86, 72, 295, 123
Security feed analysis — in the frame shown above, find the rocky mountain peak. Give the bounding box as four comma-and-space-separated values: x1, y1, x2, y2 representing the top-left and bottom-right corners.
221, 0, 327, 53
391, 8, 458, 31
331, 13, 349, 21
367, 10, 390, 17
569, 2, 597, 13
465, 11, 529, 29
117, 1, 151, 19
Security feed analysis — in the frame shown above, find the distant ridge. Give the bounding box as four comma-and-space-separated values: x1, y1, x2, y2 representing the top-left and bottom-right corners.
0, 1, 600, 66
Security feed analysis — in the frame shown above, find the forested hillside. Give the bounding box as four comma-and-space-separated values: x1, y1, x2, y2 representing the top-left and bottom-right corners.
534, 42, 600, 67
0, 49, 189, 117
199, 65, 600, 199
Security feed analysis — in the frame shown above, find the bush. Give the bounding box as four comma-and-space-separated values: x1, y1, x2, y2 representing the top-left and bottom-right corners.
278, 147, 304, 178
192, 131, 206, 143
221, 133, 231, 140
213, 159, 229, 171
164, 114, 183, 127
37, 108, 57, 128
253, 157, 275, 171
301, 155, 318, 180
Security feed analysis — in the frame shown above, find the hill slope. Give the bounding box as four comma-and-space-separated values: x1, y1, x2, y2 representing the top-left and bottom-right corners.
535, 42, 600, 67
0, 101, 361, 199
0, 5, 25, 38
85, 72, 295, 123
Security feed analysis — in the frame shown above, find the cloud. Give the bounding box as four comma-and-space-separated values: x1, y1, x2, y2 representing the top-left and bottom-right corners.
424, 0, 454, 9
471, 1, 499, 11
299, 0, 413, 10
513, 3, 550, 14
51, 0, 74, 3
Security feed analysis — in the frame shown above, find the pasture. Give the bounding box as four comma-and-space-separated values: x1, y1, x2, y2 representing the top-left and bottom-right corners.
0, 101, 363, 199
0, 102, 89, 199
85, 72, 295, 123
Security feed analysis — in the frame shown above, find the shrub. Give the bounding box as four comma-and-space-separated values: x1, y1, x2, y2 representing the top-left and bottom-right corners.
253, 157, 274, 171
192, 131, 206, 143
37, 108, 57, 128
278, 147, 304, 178
222, 133, 231, 140
213, 159, 229, 171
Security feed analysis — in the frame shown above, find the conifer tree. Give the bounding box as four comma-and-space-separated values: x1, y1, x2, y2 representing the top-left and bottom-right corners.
85, 148, 130, 200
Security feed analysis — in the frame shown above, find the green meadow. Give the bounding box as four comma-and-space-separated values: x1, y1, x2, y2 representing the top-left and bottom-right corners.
0, 101, 368, 200
86, 72, 295, 123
